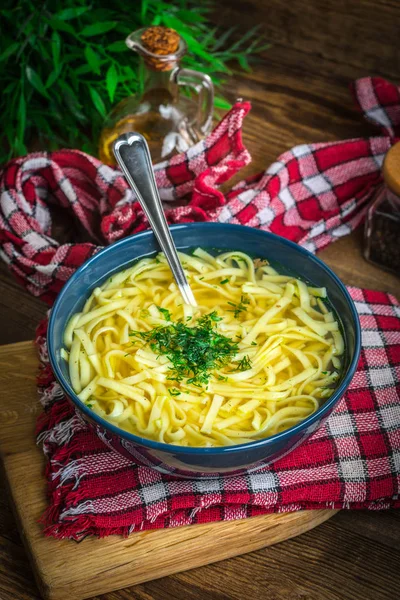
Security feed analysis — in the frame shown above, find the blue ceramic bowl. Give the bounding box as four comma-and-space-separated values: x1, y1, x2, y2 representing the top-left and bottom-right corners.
48, 223, 361, 478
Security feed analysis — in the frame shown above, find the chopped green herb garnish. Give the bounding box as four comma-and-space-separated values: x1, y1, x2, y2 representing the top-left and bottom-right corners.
155, 258, 160, 264
228, 295, 250, 318
157, 306, 171, 321
251, 341, 257, 346
86, 403, 93, 409
232, 256, 247, 262
186, 316, 192, 321
130, 312, 238, 386
168, 388, 181, 396
216, 374, 228, 382
234, 355, 252, 371
208, 311, 222, 322
321, 371, 328, 374
199, 277, 205, 281
220, 278, 229, 284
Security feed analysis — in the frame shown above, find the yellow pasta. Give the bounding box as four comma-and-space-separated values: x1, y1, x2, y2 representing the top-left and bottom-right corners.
64, 250, 343, 447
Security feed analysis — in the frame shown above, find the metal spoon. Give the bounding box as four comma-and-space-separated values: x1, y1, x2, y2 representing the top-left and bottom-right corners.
113, 132, 197, 307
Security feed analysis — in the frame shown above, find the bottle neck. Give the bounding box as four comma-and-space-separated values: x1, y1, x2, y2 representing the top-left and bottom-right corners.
140, 57, 178, 93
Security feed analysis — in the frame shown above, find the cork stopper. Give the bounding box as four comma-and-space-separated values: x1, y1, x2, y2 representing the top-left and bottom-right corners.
140, 26, 181, 71
383, 141, 400, 197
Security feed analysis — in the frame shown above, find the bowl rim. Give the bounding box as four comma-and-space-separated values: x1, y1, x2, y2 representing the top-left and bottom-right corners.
48, 222, 361, 455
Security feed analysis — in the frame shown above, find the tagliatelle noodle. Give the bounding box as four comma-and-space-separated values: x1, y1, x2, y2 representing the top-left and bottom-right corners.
64, 250, 343, 447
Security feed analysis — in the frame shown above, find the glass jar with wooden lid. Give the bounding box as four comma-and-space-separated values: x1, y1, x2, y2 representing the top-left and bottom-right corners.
364, 141, 400, 275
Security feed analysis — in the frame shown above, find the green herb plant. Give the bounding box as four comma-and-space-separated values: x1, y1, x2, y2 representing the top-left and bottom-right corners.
0, 0, 268, 164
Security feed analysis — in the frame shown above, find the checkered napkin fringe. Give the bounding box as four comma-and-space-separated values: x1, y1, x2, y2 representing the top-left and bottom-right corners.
0, 77, 399, 305
35, 287, 400, 540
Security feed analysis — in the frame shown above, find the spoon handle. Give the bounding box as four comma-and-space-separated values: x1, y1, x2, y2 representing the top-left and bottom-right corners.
113, 132, 197, 307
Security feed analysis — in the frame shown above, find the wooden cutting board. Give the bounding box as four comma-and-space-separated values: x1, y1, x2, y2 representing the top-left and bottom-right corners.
0, 341, 337, 600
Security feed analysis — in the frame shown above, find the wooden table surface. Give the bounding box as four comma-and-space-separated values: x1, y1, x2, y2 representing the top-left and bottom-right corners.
1, 1, 399, 599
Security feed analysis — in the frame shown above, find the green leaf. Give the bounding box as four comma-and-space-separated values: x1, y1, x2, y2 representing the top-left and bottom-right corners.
14, 137, 27, 157
51, 31, 61, 69
81, 140, 95, 154
176, 10, 206, 23
27, 34, 38, 52
39, 18, 49, 38
90, 8, 116, 21
238, 55, 251, 72
162, 14, 196, 37
106, 64, 118, 102
114, 22, 134, 35
36, 39, 52, 61
47, 17, 76, 35
151, 14, 162, 26
81, 21, 117, 37
3, 81, 17, 94
1, 10, 13, 20
59, 80, 88, 123
26, 66, 49, 98
198, 26, 219, 49
63, 50, 82, 62
167, 25, 220, 65
226, 25, 262, 53
211, 26, 236, 51
253, 42, 271, 52
84, 46, 102, 75
141, 0, 148, 22
74, 64, 93, 75
16, 92, 26, 153
89, 87, 106, 117
107, 40, 127, 53
45, 67, 61, 88
55, 6, 90, 20
0, 42, 19, 62
214, 96, 231, 110
119, 65, 137, 83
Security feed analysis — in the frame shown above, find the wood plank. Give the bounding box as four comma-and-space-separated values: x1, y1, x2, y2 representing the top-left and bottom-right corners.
0, 263, 46, 345
215, 0, 400, 79
0, 341, 336, 600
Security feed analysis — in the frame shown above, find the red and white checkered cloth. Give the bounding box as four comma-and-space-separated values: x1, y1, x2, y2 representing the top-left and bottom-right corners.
35, 287, 400, 540
0, 76, 400, 539
0, 76, 399, 304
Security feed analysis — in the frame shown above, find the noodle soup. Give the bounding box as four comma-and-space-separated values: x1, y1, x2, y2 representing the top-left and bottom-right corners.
63, 249, 343, 447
